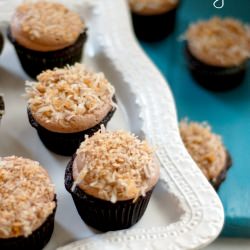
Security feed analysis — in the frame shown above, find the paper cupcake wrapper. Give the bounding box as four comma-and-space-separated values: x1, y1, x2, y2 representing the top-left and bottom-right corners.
131, 5, 178, 42
211, 152, 232, 190
0, 198, 57, 250
0, 95, 4, 122
0, 32, 3, 55
185, 44, 246, 91
65, 156, 154, 232
27, 104, 116, 156
8, 30, 87, 78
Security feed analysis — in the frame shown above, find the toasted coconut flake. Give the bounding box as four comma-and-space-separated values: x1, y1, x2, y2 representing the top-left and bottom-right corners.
185, 17, 250, 67
25, 63, 115, 132
179, 120, 227, 181
72, 130, 159, 203
0, 156, 55, 238
12, 1, 85, 48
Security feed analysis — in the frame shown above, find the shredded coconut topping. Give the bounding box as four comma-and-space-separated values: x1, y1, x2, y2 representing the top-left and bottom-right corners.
72, 129, 159, 203
25, 63, 115, 133
0, 156, 55, 238
179, 120, 227, 181
12, 1, 85, 49
186, 17, 250, 67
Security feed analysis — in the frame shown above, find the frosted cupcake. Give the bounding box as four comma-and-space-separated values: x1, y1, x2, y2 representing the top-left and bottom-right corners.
0, 156, 56, 250
180, 120, 231, 189
185, 17, 250, 91
129, 0, 180, 41
65, 129, 160, 231
26, 63, 116, 156
9, 1, 87, 78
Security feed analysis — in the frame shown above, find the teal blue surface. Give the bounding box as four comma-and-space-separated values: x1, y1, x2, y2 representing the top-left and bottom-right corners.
140, 0, 250, 237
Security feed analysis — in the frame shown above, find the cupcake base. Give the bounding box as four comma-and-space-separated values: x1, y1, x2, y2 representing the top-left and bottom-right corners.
8, 30, 87, 79
185, 44, 246, 92
28, 105, 116, 156
65, 156, 153, 231
131, 6, 178, 42
0, 198, 57, 250
211, 152, 232, 190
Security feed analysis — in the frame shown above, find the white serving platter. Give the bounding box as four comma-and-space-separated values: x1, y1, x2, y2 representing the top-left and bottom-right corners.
0, 0, 224, 249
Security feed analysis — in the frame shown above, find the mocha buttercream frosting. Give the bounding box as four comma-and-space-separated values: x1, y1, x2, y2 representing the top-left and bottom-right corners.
0, 156, 55, 238
72, 128, 160, 203
10, 1, 85, 51
129, 0, 179, 15
25, 63, 116, 133
186, 17, 250, 67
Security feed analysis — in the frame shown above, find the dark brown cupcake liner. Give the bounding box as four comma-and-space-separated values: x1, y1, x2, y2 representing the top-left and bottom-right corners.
0, 197, 57, 250
185, 43, 246, 91
0, 95, 4, 122
0, 32, 3, 55
211, 151, 232, 190
65, 156, 154, 232
8, 29, 87, 78
131, 5, 179, 42
28, 101, 116, 156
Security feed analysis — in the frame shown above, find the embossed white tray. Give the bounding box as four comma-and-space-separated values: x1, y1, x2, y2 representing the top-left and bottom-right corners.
0, 0, 224, 249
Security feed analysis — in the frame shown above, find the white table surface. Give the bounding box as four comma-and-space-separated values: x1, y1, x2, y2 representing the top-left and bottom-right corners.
205, 238, 250, 249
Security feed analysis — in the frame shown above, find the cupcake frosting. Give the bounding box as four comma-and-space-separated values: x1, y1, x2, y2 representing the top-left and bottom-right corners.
0, 156, 55, 238
10, 1, 85, 51
129, 0, 179, 15
186, 17, 250, 67
72, 128, 160, 203
179, 121, 227, 182
26, 63, 115, 133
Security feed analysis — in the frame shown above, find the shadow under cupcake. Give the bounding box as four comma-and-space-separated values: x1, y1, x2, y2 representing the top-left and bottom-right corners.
25, 63, 117, 156
65, 129, 160, 231
8, 1, 87, 78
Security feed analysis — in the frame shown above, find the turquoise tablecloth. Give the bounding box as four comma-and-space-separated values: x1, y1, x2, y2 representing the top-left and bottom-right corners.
140, 0, 250, 237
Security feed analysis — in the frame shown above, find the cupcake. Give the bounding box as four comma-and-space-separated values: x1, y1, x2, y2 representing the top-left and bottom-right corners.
8, 1, 87, 78
0, 156, 56, 250
185, 17, 250, 91
26, 63, 116, 156
179, 120, 231, 189
0, 94, 4, 123
65, 128, 160, 231
129, 0, 180, 41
